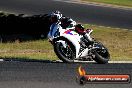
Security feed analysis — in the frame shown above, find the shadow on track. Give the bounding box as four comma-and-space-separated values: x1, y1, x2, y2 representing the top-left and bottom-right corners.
0, 12, 52, 42
1, 57, 97, 64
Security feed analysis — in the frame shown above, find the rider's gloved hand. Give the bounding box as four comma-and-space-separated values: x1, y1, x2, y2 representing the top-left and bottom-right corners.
48, 38, 53, 44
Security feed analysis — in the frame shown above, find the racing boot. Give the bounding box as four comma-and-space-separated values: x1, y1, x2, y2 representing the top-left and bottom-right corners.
83, 34, 94, 47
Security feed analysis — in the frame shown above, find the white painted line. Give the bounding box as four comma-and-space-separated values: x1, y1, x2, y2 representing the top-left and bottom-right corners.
55, 60, 132, 63
109, 61, 132, 63
91, 24, 131, 31
1, 59, 132, 63
0, 59, 4, 61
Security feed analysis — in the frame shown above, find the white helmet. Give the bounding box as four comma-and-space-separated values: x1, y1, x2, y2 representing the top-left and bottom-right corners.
51, 10, 62, 20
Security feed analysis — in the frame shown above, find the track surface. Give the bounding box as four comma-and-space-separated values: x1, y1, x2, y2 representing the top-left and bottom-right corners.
0, 61, 132, 88
0, 0, 132, 29
0, 0, 132, 88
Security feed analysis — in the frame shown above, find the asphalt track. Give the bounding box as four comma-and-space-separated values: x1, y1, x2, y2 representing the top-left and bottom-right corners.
0, 61, 132, 88
0, 0, 132, 88
0, 0, 132, 29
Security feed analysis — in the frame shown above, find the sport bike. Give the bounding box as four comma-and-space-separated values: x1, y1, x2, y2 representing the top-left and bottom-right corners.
48, 23, 110, 64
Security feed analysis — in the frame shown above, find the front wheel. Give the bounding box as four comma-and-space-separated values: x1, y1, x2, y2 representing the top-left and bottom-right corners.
54, 39, 75, 63
92, 41, 110, 64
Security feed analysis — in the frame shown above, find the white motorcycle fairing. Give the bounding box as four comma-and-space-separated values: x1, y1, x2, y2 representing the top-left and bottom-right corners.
60, 29, 90, 59
48, 23, 110, 64
48, 24, 89, 59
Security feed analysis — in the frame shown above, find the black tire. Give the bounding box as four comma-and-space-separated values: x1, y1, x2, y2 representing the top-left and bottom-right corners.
53, 38, 75, 63
79, 76, 87, 85
93, 41, 110, 64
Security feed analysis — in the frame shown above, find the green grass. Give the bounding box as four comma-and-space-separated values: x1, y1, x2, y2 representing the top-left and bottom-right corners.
0, 25, 131, 61
0, 39, 58, 61
84, 24, 132, 61
82, 0, 132, 7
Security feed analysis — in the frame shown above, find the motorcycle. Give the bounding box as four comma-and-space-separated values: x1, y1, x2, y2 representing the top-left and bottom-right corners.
48, 23, 110, 64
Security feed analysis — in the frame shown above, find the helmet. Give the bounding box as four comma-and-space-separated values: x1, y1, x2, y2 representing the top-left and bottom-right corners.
60, 17, 73, 28
50, 10, 62, 21
75, 24, 85, 34
61, 17, 71, 24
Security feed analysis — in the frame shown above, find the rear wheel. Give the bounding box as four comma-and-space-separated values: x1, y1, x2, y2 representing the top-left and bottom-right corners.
54, 39, 75, 63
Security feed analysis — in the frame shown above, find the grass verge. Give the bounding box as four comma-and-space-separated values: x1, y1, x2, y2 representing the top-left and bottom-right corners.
0, 39, 58, 61
84, 24, 132, 61
82, 0, 132, 7
0, 25, 131, 61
